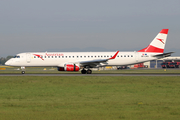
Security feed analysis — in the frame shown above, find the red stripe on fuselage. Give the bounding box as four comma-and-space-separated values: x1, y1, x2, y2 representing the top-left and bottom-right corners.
138, 45, 164, 53
33, 54, 44, 60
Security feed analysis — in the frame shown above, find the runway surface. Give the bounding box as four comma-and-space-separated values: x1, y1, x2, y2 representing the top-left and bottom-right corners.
0, 73, 180, 76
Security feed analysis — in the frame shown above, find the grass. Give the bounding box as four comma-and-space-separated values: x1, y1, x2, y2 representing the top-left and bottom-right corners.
0, 76, 180, 120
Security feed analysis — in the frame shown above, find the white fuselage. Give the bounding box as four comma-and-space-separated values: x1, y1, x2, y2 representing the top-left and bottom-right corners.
4, 29, 170, 74
5, 51, 159, 67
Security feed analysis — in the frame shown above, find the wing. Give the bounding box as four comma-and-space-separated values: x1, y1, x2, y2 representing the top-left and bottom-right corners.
78, 51, 119, 68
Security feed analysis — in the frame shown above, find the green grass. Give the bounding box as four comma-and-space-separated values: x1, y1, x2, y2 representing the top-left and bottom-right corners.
0, 76, 180, 120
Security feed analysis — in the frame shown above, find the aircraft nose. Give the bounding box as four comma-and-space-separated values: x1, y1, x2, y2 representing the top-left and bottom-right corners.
5, 60, 11, 66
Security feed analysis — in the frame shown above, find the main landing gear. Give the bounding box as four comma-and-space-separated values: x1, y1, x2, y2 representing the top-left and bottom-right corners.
81, 68, 92, 74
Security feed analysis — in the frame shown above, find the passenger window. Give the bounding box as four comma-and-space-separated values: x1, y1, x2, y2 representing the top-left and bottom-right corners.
52, 56, 53, 58
124, 55, 126, 57
34, 56, 36, 58
131, 55, 133, 57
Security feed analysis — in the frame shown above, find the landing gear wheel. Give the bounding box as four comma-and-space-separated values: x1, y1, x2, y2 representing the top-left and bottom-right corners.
81, 69, 87, 74
21, 71, 25, 74
21, 67, 26, 74
87, 70, 92, 74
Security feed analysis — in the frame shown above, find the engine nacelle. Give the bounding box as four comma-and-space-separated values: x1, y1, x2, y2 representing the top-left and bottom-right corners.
57, 64, 80, 71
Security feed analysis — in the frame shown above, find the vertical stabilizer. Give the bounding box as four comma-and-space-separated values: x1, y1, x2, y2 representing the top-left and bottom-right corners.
138, 29, 168, 53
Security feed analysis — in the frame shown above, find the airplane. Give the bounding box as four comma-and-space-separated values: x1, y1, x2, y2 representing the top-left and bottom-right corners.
5, 29, 173, 74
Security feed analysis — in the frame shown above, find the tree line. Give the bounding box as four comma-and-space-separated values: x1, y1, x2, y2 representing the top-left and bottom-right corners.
0, 56, 14, 65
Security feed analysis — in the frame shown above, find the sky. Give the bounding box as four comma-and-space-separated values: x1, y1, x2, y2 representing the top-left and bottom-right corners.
0, 0, 180, 57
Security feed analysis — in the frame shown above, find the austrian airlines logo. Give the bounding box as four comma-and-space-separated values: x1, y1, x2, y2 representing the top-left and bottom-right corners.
157, 38, 164, 44
33, 54, 44, 60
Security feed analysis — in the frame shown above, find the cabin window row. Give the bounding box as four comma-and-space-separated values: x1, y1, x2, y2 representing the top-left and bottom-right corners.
34, 55, 134, 59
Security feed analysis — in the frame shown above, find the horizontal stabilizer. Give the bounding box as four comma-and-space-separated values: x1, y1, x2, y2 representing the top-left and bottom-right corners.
153, 52, 174, 57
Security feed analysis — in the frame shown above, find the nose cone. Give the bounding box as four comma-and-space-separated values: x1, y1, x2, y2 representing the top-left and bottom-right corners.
5, 60, 11, 66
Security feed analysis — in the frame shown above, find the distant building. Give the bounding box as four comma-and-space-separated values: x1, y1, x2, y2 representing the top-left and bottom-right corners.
141, 57, 180, 68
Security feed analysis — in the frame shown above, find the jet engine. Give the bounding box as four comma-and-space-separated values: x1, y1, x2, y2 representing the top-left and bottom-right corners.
57, 64, 80, 71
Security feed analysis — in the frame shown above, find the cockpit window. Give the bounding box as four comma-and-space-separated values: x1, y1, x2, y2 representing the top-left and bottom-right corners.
14, 56, 20, 58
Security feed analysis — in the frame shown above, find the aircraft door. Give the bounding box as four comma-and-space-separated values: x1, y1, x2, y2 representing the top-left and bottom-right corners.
135, 52, 139, 62
26, 53, 31, 63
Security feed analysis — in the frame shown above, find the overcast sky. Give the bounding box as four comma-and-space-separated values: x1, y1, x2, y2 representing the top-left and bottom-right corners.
0, 0, 180, 57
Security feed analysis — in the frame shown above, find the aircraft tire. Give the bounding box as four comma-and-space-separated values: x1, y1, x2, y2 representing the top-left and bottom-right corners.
21, 71, 25, 74
81, 69, 87, 74
87, 70, 92, 74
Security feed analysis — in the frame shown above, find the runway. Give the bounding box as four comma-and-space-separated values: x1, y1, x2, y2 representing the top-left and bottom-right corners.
0, 73, 180, 76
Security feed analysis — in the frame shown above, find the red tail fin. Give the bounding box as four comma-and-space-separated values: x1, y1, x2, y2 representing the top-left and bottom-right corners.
138, 29, 168, 53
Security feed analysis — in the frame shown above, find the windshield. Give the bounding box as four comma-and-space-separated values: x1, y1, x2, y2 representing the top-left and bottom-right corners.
14, 55, 20, 58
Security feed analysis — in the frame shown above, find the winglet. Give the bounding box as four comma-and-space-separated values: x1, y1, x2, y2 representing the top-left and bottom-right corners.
109, 51, 119, 59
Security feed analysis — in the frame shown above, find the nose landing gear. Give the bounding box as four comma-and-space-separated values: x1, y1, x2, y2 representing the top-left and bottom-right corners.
21, 67, 25, 74
21, 71, 25, 74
